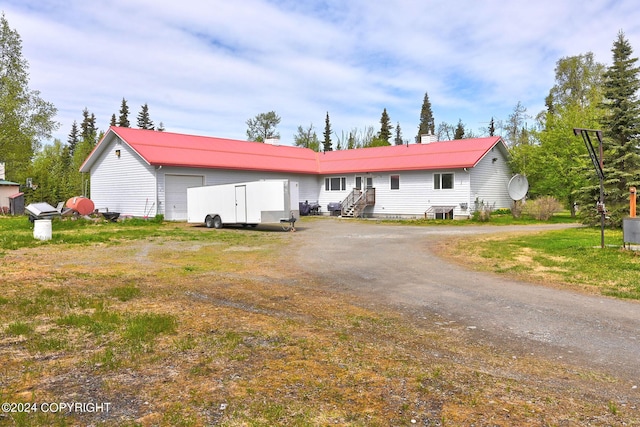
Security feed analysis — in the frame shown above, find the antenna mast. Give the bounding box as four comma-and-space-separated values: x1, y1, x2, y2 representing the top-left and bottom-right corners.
573, 128, 605, 249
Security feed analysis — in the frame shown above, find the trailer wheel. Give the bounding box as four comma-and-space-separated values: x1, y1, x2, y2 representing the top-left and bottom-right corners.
205, 215, 223, 229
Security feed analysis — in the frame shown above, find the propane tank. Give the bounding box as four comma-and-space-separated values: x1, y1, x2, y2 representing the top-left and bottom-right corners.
66, 196, 95, 215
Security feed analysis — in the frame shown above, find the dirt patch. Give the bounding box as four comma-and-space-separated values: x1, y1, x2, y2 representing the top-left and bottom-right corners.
0, 221, 638, 426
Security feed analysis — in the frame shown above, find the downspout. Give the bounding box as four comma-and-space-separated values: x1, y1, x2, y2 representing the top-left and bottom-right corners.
464, 167, 471, 217
155, 165, 162, 218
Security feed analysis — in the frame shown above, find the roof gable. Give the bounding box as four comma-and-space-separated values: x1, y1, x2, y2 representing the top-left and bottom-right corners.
80, 127, 319, 174
80, 127, 506, 175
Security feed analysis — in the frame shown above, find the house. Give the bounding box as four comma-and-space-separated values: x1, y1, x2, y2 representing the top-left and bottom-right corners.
79, 126, 513, 220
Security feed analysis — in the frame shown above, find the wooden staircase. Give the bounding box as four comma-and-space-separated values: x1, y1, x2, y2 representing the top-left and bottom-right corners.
341, 188, 375, 218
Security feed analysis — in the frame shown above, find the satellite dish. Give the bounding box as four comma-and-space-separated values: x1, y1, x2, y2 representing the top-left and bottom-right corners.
507, 174, 529, 200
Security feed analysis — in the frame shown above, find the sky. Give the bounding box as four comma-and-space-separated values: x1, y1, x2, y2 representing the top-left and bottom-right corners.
3, 0, 640, 147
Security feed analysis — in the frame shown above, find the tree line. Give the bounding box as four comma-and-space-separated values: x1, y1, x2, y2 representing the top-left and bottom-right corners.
29, 99, 164, 206
247, 95, 481, 152
246, 32, 640, 227
0, 12, 166, 208
1, 10, 638, 226
508, 32, 640, 226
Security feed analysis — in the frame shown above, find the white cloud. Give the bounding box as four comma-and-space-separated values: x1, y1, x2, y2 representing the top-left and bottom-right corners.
3, 0, 640, 145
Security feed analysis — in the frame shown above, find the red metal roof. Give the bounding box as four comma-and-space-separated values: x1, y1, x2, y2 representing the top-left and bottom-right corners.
110, 127, 319, 174
80, 127, 505, 174
319, 138, 503, 174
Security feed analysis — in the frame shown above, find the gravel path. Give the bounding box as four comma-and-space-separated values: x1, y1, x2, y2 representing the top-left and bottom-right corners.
292, 219, 640, 381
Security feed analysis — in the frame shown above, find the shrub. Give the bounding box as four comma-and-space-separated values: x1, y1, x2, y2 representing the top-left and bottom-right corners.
525, 196, 563, 220
493, 208, 511, 215
473, 198, 494, 222
511, 200, 524, 218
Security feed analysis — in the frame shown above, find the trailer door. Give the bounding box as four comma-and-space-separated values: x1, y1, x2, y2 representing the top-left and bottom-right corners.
235, 185, 247, 223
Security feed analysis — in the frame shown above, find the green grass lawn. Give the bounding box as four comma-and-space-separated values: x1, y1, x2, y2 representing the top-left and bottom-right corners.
0, 215, 279, 253
444, 226, 640, 300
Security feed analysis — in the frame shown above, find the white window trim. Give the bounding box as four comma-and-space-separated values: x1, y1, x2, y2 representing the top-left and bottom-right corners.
325, 176, 347, 191
434, 172, 454, 190
390, 174, 400, 190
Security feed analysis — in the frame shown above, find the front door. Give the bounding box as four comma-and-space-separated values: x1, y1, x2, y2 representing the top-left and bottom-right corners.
235, 185, 247, 223
366, 177, 373, 188
355, 176, 363, 190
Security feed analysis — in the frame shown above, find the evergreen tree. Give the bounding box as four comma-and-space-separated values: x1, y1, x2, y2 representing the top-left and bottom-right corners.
69, 108, 99, 196
137, 103, 154, 130
118, 98, 130, 127
0, 13, 58, 182
323, 112, 332, 152
156, 122, 165, 132
488, 117, 496, 136
454, 119, 465, 139
67, 121, 79, 157
80, 108, 97, 146
377, 108, 393, 144
600, 31, 640, 226
110, 114, 116, 127
394, 122, 403, 145
417, 91, 435, 141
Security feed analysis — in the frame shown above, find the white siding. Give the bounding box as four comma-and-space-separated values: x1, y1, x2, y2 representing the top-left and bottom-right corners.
317, 171, 472, 218
469, 146, 512, 211
371, 171, 429, 217
317, 174, 351, 213
165, 175, 205, 220
156, 167, 319, 217
88, 138, 511, 220
89, 138, 156, 216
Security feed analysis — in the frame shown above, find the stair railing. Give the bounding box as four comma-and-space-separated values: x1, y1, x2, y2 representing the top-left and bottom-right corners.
341, 188, 375, 217
341, 188, 362, 214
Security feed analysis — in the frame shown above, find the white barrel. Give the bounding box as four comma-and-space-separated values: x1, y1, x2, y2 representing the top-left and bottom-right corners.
33, 219, 52, 241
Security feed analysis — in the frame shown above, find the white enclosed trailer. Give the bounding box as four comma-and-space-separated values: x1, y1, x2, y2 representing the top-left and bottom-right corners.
187, 179, 299, 229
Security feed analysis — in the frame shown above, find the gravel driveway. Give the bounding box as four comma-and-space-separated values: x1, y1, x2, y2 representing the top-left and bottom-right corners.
292, 219, 640, 381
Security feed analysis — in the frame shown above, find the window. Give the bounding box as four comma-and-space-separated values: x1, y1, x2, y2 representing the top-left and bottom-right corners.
434, 173, 454, 190
325, 177, 346, 191
442, 173, 453, 189
435, 208, 454, 220
390, 175, 400, 190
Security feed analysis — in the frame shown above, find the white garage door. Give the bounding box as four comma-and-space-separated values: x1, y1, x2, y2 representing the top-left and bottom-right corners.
165, 175, 204, 220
